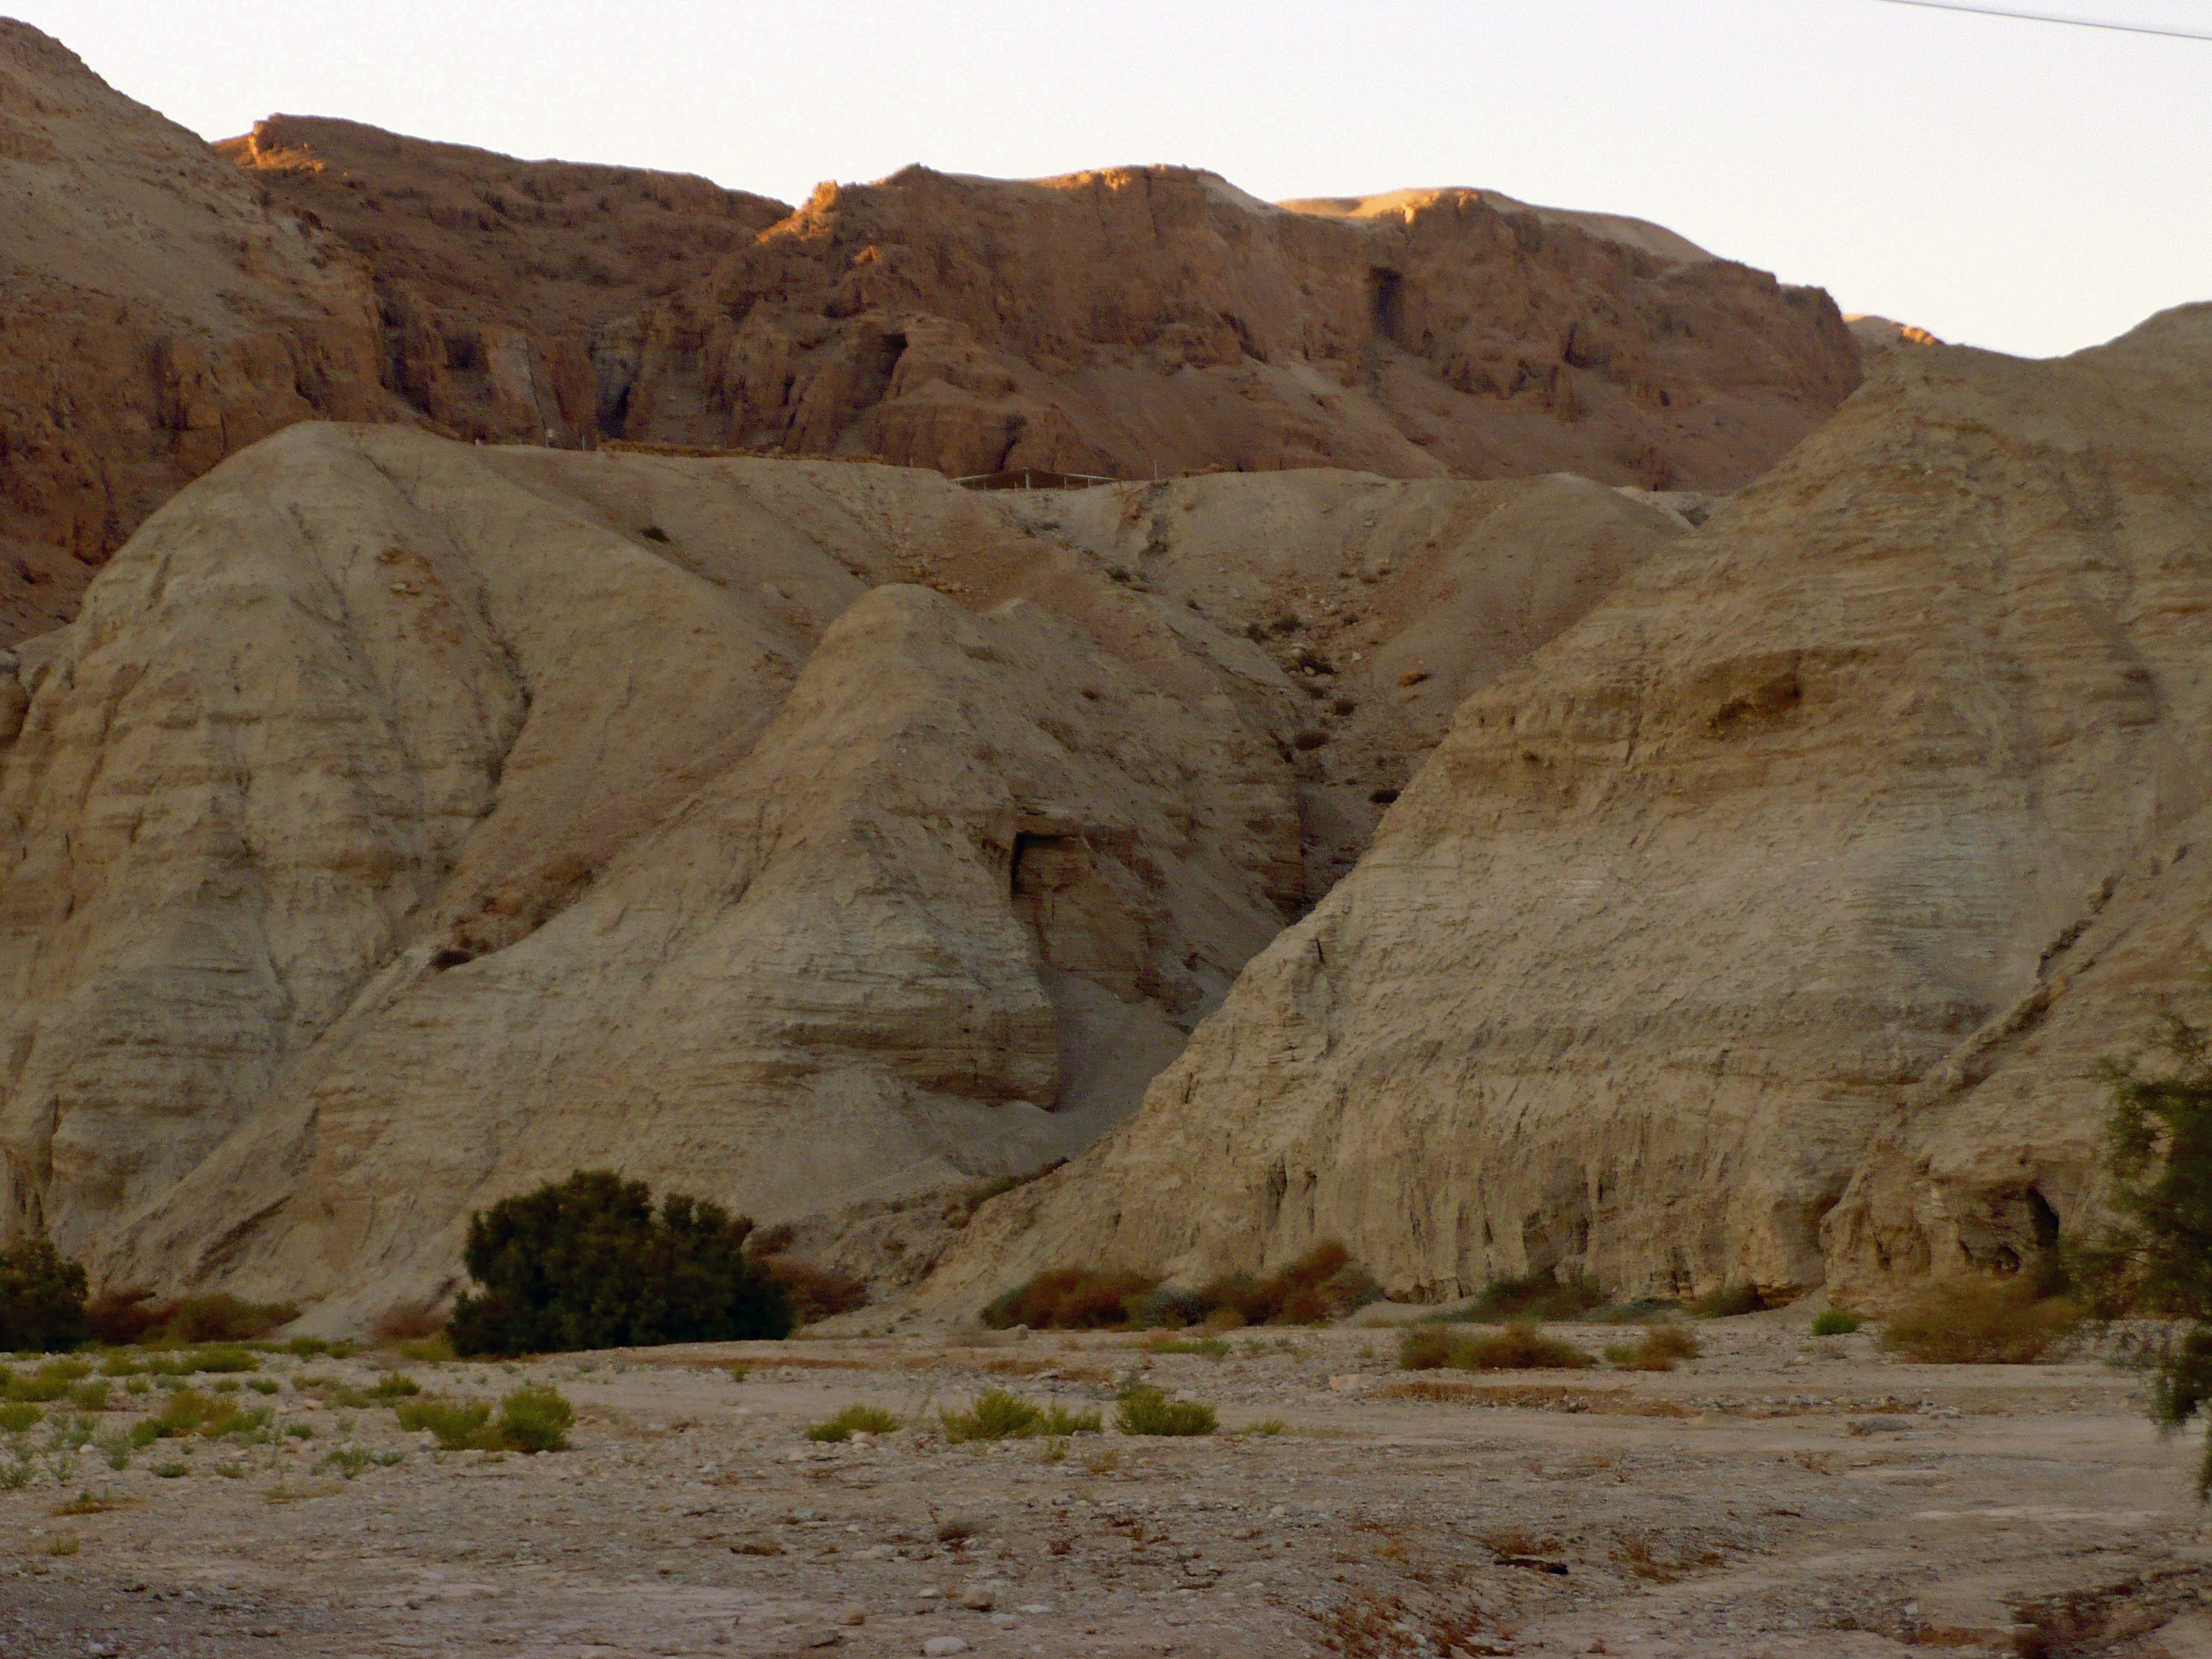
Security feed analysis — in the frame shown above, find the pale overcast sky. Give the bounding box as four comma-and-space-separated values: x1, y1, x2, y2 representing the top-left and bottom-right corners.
18, 1, 2211, 358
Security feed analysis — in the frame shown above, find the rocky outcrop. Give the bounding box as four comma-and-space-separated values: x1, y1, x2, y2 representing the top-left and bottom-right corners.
928, 305, 2212, 1311
614, 165, 1860, 490
0, 23, 398, 647
0, 421, 1680, 1320
217, 116, 792, 448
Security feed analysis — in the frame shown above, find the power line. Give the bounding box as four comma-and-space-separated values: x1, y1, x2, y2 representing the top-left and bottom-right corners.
1868, 0, 2212, 39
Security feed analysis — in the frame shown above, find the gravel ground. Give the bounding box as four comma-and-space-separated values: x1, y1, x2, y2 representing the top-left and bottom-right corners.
6, 1313, 2211, 1658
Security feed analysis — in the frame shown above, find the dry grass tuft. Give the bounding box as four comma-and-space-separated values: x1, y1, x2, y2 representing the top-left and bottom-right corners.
1881, 1277, 2082, 1364
1399, 1323, 1594, 1372
1604, 1324, 1701, 1371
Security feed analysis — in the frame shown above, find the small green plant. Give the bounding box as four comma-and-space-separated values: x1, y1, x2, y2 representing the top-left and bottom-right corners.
0, 1237, 88, 1353
67, 1380, 109, 1412
215, 1460, 246, 1479
42, 1532, 79, 1557
98, 1353, 143, 1378
0, 1445, 33, 1490
283, 1421, 315, 1441
397, 1335, 455, 1364
1143, 1336, 1230, 1358
247, 1377, 282, 1395
806, 1404, 901, 1442
1241, 1417, 1289, 1437
368, 1373, 421, 1402
494, 1384, 573, 1452
395, 1398, 493, 1449
152, 1460, 189, 1479
93, 1429, 132, 1470
942, 1388, 1045, 1442
1812, 1309, 1863, 1336
0, 1402, 37, 1434
1114, 1387, 1216, 1437
1604, 1326, 1701, 1372
318, 1444, 372, 1480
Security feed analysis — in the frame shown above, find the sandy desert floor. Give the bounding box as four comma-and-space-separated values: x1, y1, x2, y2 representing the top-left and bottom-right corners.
6, 1308, 2211, 1659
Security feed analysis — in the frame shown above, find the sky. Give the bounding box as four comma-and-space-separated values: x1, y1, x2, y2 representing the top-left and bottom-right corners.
17, 0, 2211, 359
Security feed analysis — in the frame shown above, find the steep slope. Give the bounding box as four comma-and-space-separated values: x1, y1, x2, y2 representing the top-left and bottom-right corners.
930, 305, 2212, 1310
997, 469, 1691, 893
614, 164, 1859, 490
217, 116, 792, 447
0, 22, 395, 647
0, 423, 1681, 1319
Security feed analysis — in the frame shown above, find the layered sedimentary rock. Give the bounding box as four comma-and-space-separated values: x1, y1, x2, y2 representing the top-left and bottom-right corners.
217, 116, 791, 448
615, 165, 1860, 489
0, 422, 1676, 1319
0, 23, 397, 647
930, 305, 2212, 1310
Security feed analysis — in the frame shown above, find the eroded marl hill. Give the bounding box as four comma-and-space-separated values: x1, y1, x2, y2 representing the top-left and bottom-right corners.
0, 424, 1677, 1324
930, 305, 2212, 1313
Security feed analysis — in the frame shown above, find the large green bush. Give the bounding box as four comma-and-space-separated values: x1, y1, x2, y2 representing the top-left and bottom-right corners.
2087, 1009, 2212, 1494
0, 1237, 87, 1353
446, 1172, 793, 1357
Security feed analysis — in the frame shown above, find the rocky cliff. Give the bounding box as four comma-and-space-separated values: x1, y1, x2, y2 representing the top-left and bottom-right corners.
613, 164, 1860, 489
930, 305, 2212, 1311
0, 423, 1676, 1321
217, 116, 792, 449
0, 23, 398, 647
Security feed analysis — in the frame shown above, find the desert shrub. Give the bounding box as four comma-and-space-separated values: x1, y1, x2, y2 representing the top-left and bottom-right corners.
68, 1380, 111, 1412
1604, 1326, 1700, 1372
0, 1238, 87, 1353
1688, 1284, 1766, 1318
495, 1384, 573, 1452
369, 1301, 447, 1345
1398, 1328, 1457, 1371
397, 1334, 455, 1363
83, 1288, 165, 1346
1114, 1387, 1216, 1437
159, 1295, 298, 1344
2087, 1010, 2212, 1496
446, 1171, 793, 1357
759, 1257, 868, 1326
395, 1397, 493, 1449
0, 1401, 36, 1432
1881, 1277, 2081, 1364
1445, 1272, 1608, 1324
942, 1388, 1044, 1442
1143, 1335, 1229, 1358
1398, 1323, 1594, 1372
152, 1390, 268, 1439
981, 1268, 1161, 1331
367, 1373, 421, 1402
1812, 1309, 1863, 1336
1190, 1242, 1382, 1328
806, 1404, 900, 1442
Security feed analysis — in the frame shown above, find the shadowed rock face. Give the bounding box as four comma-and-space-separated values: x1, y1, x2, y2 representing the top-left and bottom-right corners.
0, 24, 398, 647
926, 305, 2212, 1314
0, 421, 1677, 1322
216, 116, 794, 449
612, 164, 1861, 488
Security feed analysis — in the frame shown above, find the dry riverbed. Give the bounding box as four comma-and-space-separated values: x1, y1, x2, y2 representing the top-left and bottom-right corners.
6, 1309, 2211, 1659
